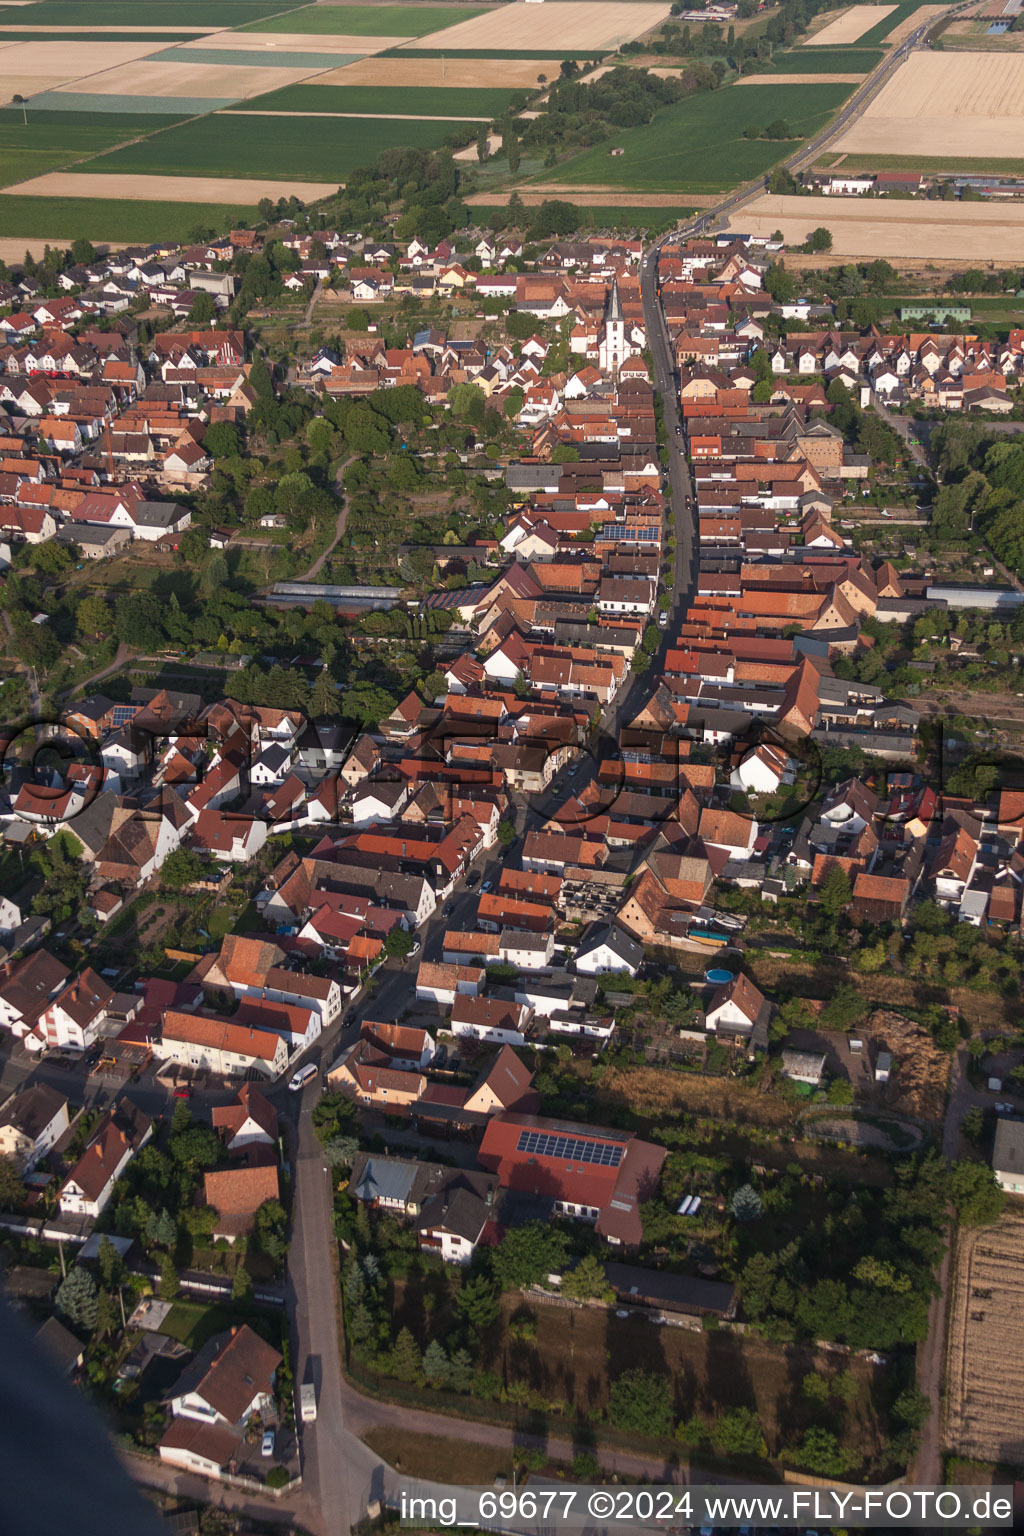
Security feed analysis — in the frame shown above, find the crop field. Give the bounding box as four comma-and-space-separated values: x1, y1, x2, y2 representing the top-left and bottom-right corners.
759, 45, 883, 71
726, 192, 1024, 261
224, 81, 522, 117
852, 0, 941, 46
7, 169, 339, 201
548, 81, 853, 193
0, 191, 257, 242
76, 110, 475, 181
176, 30, 387, 52
316, 54, 556, 86
0, 30, 202, 40
0, 110, 176, 187
58, 55, 342, 102
835, 50, 1024, 159
945, 1209, 1024, 1465
5, 1, 297, 23
806, 4, 894, 45
239, 4, 488, 35
408, 1, 670, 53
470, 200, 690, 230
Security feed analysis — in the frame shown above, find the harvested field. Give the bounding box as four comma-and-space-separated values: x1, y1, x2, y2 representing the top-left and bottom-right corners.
806, 4, 894, 44
737, 71, 868, 82
0, 36, 158, 97
408, 2, 670, 53
239, 4, 486, 36
945, 1208, 1024, 1464
725, 191, 1024, 261
313, 54, 553, 85
1, 170, 338, 201
62, 59, 334, 98
884, 3, 946, 42
835, 49, 1024, 157
180, 28, 390, 52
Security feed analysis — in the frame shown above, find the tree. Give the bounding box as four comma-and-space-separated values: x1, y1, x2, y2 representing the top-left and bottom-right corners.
94, 1286, 119, 1340
804, 226, 833, 253
950, 1160, 1005, 1226
204, 421, 240, 460
818, 862, 851, 921
0, 1154, 25, 1209
323, 1135, 360, 1169
389, 1326, 423, 1384
188, 290, 216, 326
71, 236, 96, 265
787, 1426, 858, 1477
713, 1406, 767, 1459
159, 1253, 180, 1300
145, 1207, 177, 1250
561, 1253, 614, 1302
383, 926, 414, 960
232, 1263, 254, 1303
96, 1235, 122, 1291
607, 1368, 674, 1437
455, 1271, 501, 1330
161, 847, 205, 891
492, 1221, 569, 1290
730, 1184, 763, 1222
253, 1199, 288, 1266
820, 981, 868, 1030
56, 1266, 98, 1332
497, 819, 517, 848
422, 1337, 450, 1385
75, 593, 113, 639
311, 664, 339, 720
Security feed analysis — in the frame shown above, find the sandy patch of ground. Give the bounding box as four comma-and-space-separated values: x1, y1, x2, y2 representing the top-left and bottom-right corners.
946, 1209, 1024, 1464
313, 54, 553, 86
454, 131, 502, 157
2, 171, 340, 203
0, 236, 127, 262
727, 190, 1024, 261
884, 3, 947, 42
736, 70, 868, 83
181, 29, 405, 53
806, 3, 894, 44
66, 59, 332, 98
836, 49, 1024, 157
409, 1, 670, 52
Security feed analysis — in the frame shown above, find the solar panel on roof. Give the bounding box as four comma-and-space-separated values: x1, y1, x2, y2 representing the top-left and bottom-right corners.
516, 1128, 623, 1168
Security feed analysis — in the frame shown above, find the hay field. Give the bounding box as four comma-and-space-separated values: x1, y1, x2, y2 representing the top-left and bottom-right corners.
945, 1208, 1024, 1464
0, 35, 158, 91
409, 2, 670, 53
3, 169, 339, 201
806, 4, 894, 44
835, 50, 1024, 157
63, 58, 335, 98
725, 191, 1024, 260
313, 53, 552, 85
180, 29, 391, 52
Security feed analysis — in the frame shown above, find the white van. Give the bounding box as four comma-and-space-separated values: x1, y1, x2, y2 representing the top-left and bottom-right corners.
289, 1062, 317, 1092
300, 1382, 317, 1422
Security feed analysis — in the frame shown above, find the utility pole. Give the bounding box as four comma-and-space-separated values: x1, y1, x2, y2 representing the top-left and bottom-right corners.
58, 1239, 66, 1278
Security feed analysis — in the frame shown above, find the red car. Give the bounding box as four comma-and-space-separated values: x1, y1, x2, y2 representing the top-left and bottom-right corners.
173, 1085, 192, 1100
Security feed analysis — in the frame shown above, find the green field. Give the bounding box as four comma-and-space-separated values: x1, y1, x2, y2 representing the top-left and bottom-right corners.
0, 29, 202, 39
761, 46, 884, 72
238, 4, 486, 36
830, 153, 1024, 174
225, 82, 524, 117
472, 202, 694, 233
0, 193, 258, 242
0, 113, 182, 188
4, 0, 295, 22
153, 44, 351, 67
80, 111, 477, 182
547, 82, 854, 194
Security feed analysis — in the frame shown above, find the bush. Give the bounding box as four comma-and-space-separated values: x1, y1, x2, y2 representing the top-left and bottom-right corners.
266, 1466, 291, 1489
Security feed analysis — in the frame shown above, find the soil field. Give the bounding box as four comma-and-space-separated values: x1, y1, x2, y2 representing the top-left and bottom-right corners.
945, 1208, 1024, 1464
725, 191, 1024, 261
226, 81, 522, 115
314, 54, 554, 84
0, 192, 257, 241
2, 169, 337, 201
548, 81, 852, 192
239, 4, 487, 35
62, 59, 337, 98
806, 4, 894, 44
74, 110, 473, 181
389, 1284, 891, 1463
408, 1, 671, 53
836, 48, 1024, 158
0, 29, 202, 39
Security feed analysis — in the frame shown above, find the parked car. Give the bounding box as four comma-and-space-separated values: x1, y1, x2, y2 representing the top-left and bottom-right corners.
658, 610, 669, 627
466, 871, 481, 887
408, 939, 421, 958
289, 1062, 317, 1093
481, 880, 493, 892
442, 902, 455, 918
172, 1085, 192, 1101
261, 1430, 275, 1458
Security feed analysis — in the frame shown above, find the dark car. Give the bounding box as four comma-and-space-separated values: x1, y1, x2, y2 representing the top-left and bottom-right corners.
466, 871, 481, 888
442, 902, 455, 918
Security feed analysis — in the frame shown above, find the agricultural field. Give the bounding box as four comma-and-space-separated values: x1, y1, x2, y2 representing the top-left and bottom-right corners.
9, 169, 339, 201
224, 82, 523, 117
1, 1, 296, 23
724, 192, 1024, 262
239, 4, 489, 35
406, 1, 670, 53
835, 49, 1024, 159
314, 54, 553, 86
0, 110, 179, 189
758, 45, 884, 71
547, 82, 853, 193
51, 54, 342, 104
0, 191, 257, 244
945, 1208, 1024, 1464
806, 4, 895, 45
75, 109, 477, 182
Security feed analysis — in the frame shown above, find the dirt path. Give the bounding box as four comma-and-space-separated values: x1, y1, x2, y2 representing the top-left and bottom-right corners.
295, 456, 355, 582
58, 641, 133, 703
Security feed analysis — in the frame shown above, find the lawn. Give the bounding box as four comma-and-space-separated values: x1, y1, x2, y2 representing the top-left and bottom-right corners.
547, 82, 854, 193
226, 82, 525, 117
761, 46, 884, 72
239, 4, 488, 35
836, 153, 1024, 174
158, 1301, 237, 1350
80, 111, 477, 181
8, 0, 298, 23
363, 1428, 513, 1485
0, 193, 258, 241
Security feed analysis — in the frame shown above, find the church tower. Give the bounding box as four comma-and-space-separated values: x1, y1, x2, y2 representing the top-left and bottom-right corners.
599, 274, 626, 376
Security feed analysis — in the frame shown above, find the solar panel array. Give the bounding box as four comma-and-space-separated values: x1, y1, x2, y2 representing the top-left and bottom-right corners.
516, 1128, 623, 1168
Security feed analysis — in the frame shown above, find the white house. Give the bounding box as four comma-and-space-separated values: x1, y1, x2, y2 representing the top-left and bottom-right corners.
497, 928, 554, 971
450, 994, 530, 1047
574, 922, 643, 977
415, 961, 483, 1007
37, 968, 114, 1053
704, 973, 769, 1040
992, 1117, 1024, 1194
0, 1083, 70, 1171
58, 1098, 152, 1218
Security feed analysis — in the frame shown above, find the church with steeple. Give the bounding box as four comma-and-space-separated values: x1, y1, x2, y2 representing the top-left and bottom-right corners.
597, 275, 636, 376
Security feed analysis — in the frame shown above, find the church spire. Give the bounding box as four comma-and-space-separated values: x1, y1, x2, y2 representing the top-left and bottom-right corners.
605, 274, 623, 323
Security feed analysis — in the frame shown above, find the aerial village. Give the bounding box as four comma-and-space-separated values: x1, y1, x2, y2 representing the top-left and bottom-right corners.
0, 213, 1022, 1504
